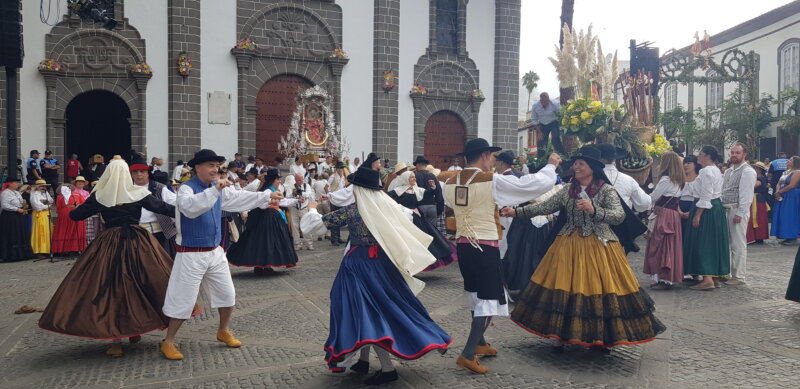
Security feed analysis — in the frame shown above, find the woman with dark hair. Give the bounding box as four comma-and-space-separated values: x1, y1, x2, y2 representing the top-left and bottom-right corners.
680, 155, 701, 214
747, 162, 770, 244
501, 145, 665, 351
683, 146, 730, 290
771, 156, 800, 245
226, 168, 299, 273
644, 151, 686, 290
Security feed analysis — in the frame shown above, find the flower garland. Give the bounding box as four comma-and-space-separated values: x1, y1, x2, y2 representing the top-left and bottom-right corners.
331, 48, 349, 59
383, 70, 396, 91
235, 39, 256, 50
38, 59, 62, 72
131, 63, 152, 75
177, 53, 192, 77
410, 85, 427, 95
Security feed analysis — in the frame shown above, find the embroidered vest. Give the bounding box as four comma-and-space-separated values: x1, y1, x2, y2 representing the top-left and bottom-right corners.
721, 164, 753, 205
178, 177, 221, 247
444, 169, 502, 242
148, 181, 177, 239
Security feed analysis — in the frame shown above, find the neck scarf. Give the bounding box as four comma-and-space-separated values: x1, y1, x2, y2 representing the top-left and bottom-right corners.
92, 158, 151, 207
268, 185, 288, 223
568, 179, 606, 199
392, 171, 425, 201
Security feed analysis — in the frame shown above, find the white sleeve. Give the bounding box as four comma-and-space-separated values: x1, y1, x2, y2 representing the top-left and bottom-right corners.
161, 186, 176, 206
492, 164, 557, 207
737, 168, 757, 217
30, 192, 46, 211
220, 186, 269, 212
329, 186, 355, 207
628, 177, 652, 212
649, 177, 670, 207
176, 185, 221, 218
695, 168, 714, 209
300, 208, 329, 236
1, 192, 15, 212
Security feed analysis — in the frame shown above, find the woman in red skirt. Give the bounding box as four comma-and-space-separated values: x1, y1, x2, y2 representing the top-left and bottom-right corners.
51, 182, 87, 255
747, 162, 770, 244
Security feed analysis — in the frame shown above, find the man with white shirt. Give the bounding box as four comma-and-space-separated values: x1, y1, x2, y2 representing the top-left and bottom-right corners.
130, 155, 178, 258
529, 92, 563, 153
721, 143, 757, 285
288, 173, 316, 250
289, 157, 307, 177
596, 144, 651, 212
172, 160, 185, 181
242, 168, 262, 192
319, 156, 333, 175
448, 158, 463, 171
348, 157, 360, 174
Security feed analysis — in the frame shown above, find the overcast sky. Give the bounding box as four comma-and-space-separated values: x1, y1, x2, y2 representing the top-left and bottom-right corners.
518, 0, 793, 115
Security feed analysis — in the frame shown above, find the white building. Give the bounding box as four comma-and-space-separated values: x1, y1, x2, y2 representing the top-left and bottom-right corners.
0, 0, 525, 180
661, 1, 800, 158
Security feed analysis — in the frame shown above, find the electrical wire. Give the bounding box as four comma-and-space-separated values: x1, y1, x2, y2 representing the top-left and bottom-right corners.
39, 0, 62, 26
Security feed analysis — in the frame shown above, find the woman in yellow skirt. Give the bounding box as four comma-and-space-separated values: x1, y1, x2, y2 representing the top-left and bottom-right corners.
29, 180, 54, 257
501, 145, 665, 351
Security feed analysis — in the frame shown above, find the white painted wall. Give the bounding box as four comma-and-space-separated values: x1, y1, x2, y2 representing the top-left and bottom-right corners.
200, 0, 238, 161
397, 0, 429, 164
466, 1, 496, 142
127, 0, 168, 164
338, 0, 374, 162
20, 2, 69, 158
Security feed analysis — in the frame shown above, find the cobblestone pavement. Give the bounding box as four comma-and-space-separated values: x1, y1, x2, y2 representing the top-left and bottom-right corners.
1, 237, 799, 388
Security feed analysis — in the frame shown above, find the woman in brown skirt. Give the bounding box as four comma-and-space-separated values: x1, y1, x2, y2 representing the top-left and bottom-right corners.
39, 157, 176, 357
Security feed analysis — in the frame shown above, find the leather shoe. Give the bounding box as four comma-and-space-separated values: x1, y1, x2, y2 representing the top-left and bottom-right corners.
364, 370, 398, 385
725, 279, 746, 286
216, 329, 242, 348
106, 344, 123, 357
350, 360, 369, 374
456, 355, 488, 374
474, 344, 497, 356
160, 341, 184, 360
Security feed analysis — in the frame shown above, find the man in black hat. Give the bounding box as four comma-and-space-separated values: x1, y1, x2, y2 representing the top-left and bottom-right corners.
161, 149, 280, 360
26, 150, 42, 184
413, 155, 444, 227
444, 138, 560, 374
494, 150, 523, 178
40, 150, 60, 195
326, 161, 348, 245
596, 143, 651, 212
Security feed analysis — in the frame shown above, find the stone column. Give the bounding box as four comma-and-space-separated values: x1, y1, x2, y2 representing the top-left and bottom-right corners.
372, 0, 400, 162
492, 0, 521, 150
168, 0, 202, 166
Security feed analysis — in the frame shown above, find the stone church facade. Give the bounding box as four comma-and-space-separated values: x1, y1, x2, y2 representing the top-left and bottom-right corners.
2, 0, 521, 176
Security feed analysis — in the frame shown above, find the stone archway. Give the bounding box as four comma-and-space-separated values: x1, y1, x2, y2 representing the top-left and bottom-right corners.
66, 90, 132, 173
424, 110, 466, 170
255, 74, 314, 163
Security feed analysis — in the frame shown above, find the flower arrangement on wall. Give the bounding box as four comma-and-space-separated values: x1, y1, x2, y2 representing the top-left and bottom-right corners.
131, 63, 152, 74
470, 89, 484, 99
235, 39, 256, 50
331, 48, 349, 59
38, 59, 62, 72
383, 70, 396, 91
410, 85, 428, 95
177, 53, 192, 77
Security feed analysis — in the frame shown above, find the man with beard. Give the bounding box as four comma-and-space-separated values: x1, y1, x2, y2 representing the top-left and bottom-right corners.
721, 143, 756, 286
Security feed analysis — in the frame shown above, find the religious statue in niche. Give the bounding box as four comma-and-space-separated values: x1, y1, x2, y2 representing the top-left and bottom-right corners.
303, 102, 328, 146
279, 85, 349, 159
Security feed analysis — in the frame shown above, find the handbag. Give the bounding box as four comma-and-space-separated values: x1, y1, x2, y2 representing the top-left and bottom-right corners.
228, 219, 240, 243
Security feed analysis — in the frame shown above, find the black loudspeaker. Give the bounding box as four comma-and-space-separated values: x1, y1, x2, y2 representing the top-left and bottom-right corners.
630, 44, 660, 95
0, 0, 24, 69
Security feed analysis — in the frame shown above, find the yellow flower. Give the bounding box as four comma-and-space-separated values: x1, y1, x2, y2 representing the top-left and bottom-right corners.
570, 117, 580, 125
590, 101, 602, 108
562, 118, 568, 125
580, 112, 591, 120
568, 104, 575, 111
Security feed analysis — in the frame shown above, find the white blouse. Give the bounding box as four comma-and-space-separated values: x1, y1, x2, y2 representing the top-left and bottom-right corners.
649, 176, 683, 207
680, 179, 697, 202
695, 166, 723, 209
30, 191, 53, 212
1, 190, 24, 212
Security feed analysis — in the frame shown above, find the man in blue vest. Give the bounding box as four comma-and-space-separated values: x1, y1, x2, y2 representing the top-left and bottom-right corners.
160, 149, 279, 360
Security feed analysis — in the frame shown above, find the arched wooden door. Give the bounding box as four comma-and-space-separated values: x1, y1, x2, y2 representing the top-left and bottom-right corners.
424, 111, 466, 170
256, 75, 313, 163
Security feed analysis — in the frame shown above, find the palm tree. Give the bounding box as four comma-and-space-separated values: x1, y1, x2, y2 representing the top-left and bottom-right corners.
522, 71, 540, 113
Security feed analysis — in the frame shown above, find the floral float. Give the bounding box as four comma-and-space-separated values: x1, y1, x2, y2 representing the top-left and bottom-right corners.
559, 98, 622, 142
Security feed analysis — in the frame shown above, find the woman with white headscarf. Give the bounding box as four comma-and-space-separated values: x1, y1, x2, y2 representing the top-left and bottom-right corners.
39, 156, 177, 358
388, 170, 456, 271
301, 166, 451, 386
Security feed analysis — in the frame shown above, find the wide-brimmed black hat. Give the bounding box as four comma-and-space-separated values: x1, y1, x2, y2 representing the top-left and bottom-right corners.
568, 145, 610, 182
413, 155, 429, 165
363, 152, 381, 168
188, 149, 226, 168
152, 171, 170, 186
347, 166, 383, 190
263, 168, 281, 186
457, 138, 502, 157
335, 161, 346, 169
496, 150, 516, 166
246, 167, 259, 176
596, 143, 629, 161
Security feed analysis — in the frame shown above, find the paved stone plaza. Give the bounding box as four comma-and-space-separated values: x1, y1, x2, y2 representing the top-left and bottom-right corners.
0, 237, 799, 389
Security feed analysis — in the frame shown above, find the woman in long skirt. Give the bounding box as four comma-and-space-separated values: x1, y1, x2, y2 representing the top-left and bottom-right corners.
785, 245, 800, 302
387, 171, 456, 271
39, 157, 177, 357
51, 183, 87, 255
301, 166, 451, 385
0, 177, 34, 262
747, 162, 770, 244
683, 146, 730, 290
644, 152, 685, 290
29, 180, 54, 257
771, 156, 800, 245
227, 168, 299, 272
502, 145, 665, 350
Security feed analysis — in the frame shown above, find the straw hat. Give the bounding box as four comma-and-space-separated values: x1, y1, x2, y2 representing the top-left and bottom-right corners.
72, 176, 87, 184
34, 179, 50, 186
393, 162, 408, 172
752, 161, 768, 171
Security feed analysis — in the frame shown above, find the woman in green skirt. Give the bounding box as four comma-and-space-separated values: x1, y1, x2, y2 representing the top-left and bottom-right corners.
683, 146, 730, 291
786, 246, 800, 302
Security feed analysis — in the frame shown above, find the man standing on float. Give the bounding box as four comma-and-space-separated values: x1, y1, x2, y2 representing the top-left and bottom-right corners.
444, 138, 560, 374
160, 149, 278, 360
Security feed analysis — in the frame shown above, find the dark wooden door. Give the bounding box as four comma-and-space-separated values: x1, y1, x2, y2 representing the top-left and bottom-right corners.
256, 75, 312, 163
424, 111, 466, 170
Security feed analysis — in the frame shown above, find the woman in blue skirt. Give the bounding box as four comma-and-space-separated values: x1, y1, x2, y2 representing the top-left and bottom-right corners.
772, 156, 800, 245
301, 165, 451, 385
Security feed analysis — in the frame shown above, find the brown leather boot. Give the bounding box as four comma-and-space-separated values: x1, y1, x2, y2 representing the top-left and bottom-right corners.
456, 355, 488, 374
474, 343, 497, 356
